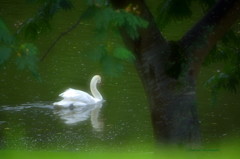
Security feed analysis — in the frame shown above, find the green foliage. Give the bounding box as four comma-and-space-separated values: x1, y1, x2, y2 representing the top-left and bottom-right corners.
117, 11, 148, 39
11, 0, 147, 77
0, 18, 39, 76
203, 29, 240, 65
0, 18, 14, 45
113, 47, 135, 62
15, 43, 39, 75
205, 71, 239, 93
156, 0, 193, 27
203, 47, 229, 65
89, 45, 134, 76
19, 0, 73, 40
82, 5, 146, 76
204, 27, 240, 94
22, 17, 51, 40
2, 0, 145, 77
0, 18, 14, 65
156, 0, 216, 27
93, 7, 148, 39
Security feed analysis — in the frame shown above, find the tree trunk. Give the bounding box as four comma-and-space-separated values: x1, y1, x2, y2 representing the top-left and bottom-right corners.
134, 44, 201, 145
110, 0, 240, 146
110, 0, 201, 146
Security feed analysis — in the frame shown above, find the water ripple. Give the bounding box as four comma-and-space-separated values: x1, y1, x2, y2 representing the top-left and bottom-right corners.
0, 102, 54, 111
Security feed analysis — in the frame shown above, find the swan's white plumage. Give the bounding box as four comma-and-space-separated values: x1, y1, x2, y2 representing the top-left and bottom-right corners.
60, 88, 98, 102
53, 75, 103, 108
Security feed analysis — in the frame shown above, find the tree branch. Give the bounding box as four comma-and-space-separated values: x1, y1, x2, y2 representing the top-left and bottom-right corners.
180, 0, 240, 78
40, 7, 92, 61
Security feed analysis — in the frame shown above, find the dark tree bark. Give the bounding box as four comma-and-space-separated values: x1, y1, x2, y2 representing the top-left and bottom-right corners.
110, 0, 240, 146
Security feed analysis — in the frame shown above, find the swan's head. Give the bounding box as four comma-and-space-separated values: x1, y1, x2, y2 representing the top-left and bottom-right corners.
92, 75, 101, 84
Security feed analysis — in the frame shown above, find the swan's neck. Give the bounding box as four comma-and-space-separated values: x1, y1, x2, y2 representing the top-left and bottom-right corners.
90, 78, 102, 100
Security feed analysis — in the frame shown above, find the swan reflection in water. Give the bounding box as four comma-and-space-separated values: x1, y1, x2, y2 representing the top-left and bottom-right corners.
53, 103, 104, 131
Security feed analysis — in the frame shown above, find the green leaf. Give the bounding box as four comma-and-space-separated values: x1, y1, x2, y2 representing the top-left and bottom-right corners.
19, 0, 74, 40
120, 11, 148, 39
93, 7, 148, 39
19, 43, 38, 55
88, 45, 126, 76
204, 25, 240, 96
94, 7, 115, 30
15, 43, 39, 73
0, 46, 12, 64
157, 0, 193, 27
113, 47, 135, 61
222, 29, 240, 46
0, 18, 14, 44
205, 68, 240, 94
203, 46, 230, 65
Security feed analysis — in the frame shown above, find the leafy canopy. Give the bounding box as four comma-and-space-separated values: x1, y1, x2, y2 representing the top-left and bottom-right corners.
204, 27, 240, 94
1, 0, 148, 77
0, 18, 14, 65
156, 0, 216, 27
0, 18, 39, 76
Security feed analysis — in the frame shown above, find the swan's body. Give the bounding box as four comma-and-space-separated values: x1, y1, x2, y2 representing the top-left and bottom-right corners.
53, 75, 103, 108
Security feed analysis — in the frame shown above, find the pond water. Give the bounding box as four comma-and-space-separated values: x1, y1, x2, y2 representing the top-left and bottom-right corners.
0, 0, 240, 152
0, 100, 152, 151
0, 70, 153, 151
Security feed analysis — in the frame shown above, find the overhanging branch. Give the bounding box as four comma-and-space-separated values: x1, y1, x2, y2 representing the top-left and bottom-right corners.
40, 7, 94, 61
180, 0, 240, 77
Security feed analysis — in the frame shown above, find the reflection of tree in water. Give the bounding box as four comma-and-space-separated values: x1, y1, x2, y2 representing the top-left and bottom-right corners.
53, 103, 104, 131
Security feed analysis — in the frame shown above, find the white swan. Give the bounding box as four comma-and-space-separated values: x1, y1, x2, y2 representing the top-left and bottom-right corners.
53, 75, 103, 108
